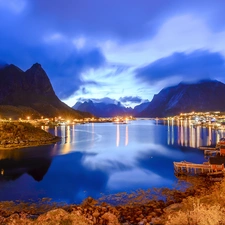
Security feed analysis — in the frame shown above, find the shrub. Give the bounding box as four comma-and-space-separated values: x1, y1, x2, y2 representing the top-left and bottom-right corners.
166, 199, 225, 225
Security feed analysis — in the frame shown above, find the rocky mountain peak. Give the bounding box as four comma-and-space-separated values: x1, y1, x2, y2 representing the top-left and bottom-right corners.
25, 63, 54, 96
0, 63, 90, 118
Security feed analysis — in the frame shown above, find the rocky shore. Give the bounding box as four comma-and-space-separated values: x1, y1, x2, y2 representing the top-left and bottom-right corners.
0, 121, 60, 149
0, 177, 220, 225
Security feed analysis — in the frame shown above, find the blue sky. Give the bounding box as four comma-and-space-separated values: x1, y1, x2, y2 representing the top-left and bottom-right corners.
0, 0, 225, 108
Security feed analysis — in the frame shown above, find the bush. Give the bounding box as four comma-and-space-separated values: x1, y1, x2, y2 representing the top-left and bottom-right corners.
165, 180, 225, 225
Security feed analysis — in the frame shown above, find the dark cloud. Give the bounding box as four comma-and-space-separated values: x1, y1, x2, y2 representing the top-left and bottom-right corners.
0, 40, 105, 99
119, 96, 143, 104
1, 0, 225, 102
135, 50, 225, 85
30, 0, 225, 42
48, 47, 106, 99
1, 0, 225, 46
81, 87, 88, 95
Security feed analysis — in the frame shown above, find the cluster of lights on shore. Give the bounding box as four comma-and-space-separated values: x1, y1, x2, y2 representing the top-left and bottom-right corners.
3, 115, 134, 125
164, 111, 225, 129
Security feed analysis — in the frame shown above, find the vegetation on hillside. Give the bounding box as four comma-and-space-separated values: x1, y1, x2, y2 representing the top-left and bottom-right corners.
0, 121, 60, 149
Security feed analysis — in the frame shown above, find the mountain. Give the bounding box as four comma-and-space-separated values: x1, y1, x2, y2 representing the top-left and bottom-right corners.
133, 101, 149, 115
137, 80, 225, 118
73, 99, 133, 117
0, 63, 91, 119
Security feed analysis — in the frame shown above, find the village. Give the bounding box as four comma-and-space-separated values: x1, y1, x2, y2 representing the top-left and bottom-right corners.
170, 111, 225, 179
166, 111, 225, 129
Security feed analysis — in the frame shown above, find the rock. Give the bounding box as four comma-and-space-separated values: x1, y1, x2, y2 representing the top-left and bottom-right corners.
92, 210, 100, 218
146, 215, 152, 222
36, 208, 90, 225
1, 140, 7, 145
163, 203, 183, 214
37, 208, 69, 222
151, 217, 163, 224
101, 212, 120, 225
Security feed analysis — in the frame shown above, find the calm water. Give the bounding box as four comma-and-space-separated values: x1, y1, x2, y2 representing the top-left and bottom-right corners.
0, 119, 225, 204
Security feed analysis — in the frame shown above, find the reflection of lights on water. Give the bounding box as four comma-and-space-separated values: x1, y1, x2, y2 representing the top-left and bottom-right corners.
41, 126, 49, 132
167, 119, 170, 145
92, 123, 95, 145
116, 124, 129, 147
196, 126, 200, 147
1, 169, 4, 175
61, 125, 66, 144
72, 125, 75, 143
171, 119, 174, 145
216, 131, 220, 143
190, 126, 195, 148
61, 126, 72, 155
207, 126, 212, 146
125, 125, 129, 146
180, 121, 183, 146
55, 126, 57, 136
177, 120, 180, 145
184, 124, 188, 146
166, 120, 221, 147
116, 125, 120, 147
67, 126, 71, 143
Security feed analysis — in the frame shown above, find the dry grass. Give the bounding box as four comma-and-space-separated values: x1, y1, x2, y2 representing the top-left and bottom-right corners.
165, 179, 225, 225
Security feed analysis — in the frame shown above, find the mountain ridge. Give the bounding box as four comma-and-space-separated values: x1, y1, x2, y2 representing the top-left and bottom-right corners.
0, 63, 91, 119
73, 80, 225, 118
137, 79, 225, 117
73, 99, 133, 117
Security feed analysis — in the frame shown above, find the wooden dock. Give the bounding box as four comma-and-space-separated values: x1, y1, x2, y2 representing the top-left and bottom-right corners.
174, 161, 217, 176
199, 146, 217, 150
204, 149, 220, 156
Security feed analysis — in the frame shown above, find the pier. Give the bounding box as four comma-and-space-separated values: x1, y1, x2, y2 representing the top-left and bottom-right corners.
173, 161, 224, 176
199, 146, 218, 150
204, 149, 220, 156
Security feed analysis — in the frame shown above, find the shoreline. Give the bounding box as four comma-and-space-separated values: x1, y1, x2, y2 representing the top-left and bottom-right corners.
0, 177, 220, 224
0, 136, 61, 150
0, 121, 61, 151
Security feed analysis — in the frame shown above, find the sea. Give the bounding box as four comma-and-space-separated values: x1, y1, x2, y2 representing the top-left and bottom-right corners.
0, 119, 224, 204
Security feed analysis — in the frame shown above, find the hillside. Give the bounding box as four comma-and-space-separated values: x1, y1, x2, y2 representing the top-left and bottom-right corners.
0, 122, 60, 149
0, 63, 91, 119
137, 80, 225, 117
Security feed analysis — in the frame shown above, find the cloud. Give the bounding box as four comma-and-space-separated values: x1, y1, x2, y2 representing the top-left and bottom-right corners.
119, 96, 143, 104
0, 0, 27, 14
48, 47, 106, 99
135, 50, 225, 86
29, 0, 225, 42
1, 0, 225, 106
77, 97, 119, 105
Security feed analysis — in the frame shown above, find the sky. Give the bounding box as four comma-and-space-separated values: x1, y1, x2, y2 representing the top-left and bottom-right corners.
0, 0, 225, 108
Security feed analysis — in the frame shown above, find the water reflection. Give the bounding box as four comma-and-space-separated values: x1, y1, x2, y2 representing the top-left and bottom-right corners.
116, 125, 120, 147
0, 145, 57, 182
167, 120, 225, 147
60, 125, 72, 155
125, 125, 129, 146
1, 120, 223, 204
116, 124, 129, 147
